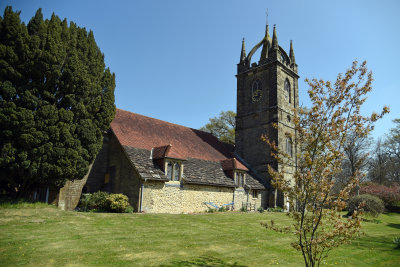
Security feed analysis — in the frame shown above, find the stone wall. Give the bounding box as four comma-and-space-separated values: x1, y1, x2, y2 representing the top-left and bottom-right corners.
234, 188, 262, 211
82, 133, 142, 211
85, 135, 110, 193
58, 164, 92, 211
140, 181, 262, 213
107, 134, 141, 211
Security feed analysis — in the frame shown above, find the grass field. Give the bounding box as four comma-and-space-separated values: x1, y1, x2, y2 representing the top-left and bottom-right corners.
0, 203, 399, 266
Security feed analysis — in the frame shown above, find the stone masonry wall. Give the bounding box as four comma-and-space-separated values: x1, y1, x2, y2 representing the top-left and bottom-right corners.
236, 58, 299, 209
58, 163, 92, 211
141, 181, 262, 213
233, 189, 262, 211
233, 188, 247, 210
85, 135, 109, 193
108, 134, 141, 211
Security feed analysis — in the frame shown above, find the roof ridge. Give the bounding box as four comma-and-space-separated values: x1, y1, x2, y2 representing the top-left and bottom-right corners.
116, 108, 211, 133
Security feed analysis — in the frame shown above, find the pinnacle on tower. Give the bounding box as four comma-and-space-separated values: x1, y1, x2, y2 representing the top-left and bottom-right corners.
289, 40, 295, 64
272, 24, 278, 49
289, 40, 296, 64
265, 24, 271, 41
260, 24, 270, 60
240, 38, 246, 64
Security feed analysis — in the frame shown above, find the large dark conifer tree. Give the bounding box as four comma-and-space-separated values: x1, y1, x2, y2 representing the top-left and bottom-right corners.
0, 7, 116, 197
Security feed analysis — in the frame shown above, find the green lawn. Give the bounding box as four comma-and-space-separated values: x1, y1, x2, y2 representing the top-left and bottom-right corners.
0, 204, 399, 266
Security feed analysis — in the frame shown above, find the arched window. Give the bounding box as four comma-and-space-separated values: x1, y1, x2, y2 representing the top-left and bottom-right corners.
252, 79, 261, 92
252, 79, 262, 102
285, 79, 291, 103
235, 172, 246, 187
167, 162, 173, 179
166, 160, 182, 181
173, 163, 180, 181
286, 137, 292, 157
252, 79, 262, 93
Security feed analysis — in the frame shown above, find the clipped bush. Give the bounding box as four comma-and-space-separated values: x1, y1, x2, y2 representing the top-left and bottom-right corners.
347, 194, 385, 218
78, 192, 132, 213
107, 193, 130, 213
257, 206, 265, 213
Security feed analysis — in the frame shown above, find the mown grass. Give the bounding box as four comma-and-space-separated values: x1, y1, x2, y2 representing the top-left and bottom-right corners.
0, 203, 399, 266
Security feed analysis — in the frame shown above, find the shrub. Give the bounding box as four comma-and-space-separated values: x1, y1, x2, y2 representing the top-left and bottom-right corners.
107, 194, 130, 213
267, 207, 284, 212
125, 205, 134, 213
347, 194, 385, 218
207, 208, 216, 213
257, 206, 265, 213
360, 183, 400, 207
393, 237, 400, 249
78, 191, 110, 212
78, 192, 132, 213
240, 206, 247, 212
218, 206, 227, 212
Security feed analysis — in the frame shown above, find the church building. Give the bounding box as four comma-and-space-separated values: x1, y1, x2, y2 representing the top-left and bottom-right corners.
57, 22, 299, 213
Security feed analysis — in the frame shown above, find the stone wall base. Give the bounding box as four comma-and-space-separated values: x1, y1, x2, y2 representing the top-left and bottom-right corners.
140, 181, 262, 213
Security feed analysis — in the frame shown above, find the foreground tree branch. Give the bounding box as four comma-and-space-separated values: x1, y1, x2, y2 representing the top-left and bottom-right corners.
263, 60, 389, 267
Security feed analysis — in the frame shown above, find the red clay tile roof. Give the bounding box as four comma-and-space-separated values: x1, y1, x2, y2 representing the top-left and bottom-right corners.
220, 158, 248, 171
111, 109, 234, 162
152, 144, 186, 160
152, 145, 170, 160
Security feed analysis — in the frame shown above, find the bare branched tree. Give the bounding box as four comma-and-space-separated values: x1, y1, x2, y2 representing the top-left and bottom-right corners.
263, 61, 389, 267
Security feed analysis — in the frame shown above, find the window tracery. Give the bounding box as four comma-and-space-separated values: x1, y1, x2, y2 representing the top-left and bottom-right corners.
166, 160, 182, 181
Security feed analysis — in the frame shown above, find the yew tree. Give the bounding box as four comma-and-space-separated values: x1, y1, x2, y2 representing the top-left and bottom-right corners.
0, 7, 116, 196
264, 61, 389, 266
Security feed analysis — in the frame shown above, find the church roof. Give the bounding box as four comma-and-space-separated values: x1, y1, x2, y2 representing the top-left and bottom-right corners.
111, 109, 234, 162
111, 108, 265, 189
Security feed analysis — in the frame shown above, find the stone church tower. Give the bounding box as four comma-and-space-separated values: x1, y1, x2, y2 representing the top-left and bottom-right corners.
235, 24, 299, 208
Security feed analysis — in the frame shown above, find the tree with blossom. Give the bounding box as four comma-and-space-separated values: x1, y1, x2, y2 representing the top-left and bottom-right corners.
263, 61, 389, 266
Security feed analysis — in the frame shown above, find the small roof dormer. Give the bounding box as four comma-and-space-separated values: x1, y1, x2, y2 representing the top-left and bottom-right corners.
221, 158, 248, 188
220, 158, 248, 172
151, 144, 186, 161
151, 144, 186, 182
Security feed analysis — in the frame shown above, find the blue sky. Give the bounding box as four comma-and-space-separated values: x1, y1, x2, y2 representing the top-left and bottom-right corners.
2, 0, 399, 140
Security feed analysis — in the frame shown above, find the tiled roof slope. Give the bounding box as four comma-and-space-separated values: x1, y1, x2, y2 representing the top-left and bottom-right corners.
122, 146, 264, 189
111, 109, 234, 162
112, 109, 265, 189
123, 146, 168, 181
183, 158, 236, 187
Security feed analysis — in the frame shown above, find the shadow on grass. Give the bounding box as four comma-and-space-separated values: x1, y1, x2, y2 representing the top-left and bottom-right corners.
386, 223, 400, 230
160, 255, 247, 267
352, 235, 394, 250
